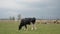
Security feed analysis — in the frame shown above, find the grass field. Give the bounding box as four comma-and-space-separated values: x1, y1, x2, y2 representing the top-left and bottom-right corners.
0, 21, 60, 34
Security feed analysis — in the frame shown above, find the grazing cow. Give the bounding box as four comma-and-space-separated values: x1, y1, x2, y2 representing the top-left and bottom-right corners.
18, 17, 36, 30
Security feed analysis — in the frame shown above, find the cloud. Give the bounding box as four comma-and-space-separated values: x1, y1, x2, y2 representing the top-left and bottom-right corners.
6, 11, 18, 16
16, 0, 40, 3
0, 0, 27, 10
0, 0, 59, 10
0, 8, 19, 18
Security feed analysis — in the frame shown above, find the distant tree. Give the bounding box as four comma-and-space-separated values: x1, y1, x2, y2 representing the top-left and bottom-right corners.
12, 16, 15, 20
9, 16, 15, 20
17, 14, 21, 21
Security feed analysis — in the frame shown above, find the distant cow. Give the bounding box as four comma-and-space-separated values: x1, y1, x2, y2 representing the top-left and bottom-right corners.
18, 17, 36, 30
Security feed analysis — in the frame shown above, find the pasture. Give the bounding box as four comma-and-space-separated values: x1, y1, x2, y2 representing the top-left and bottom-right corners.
0, 21, 60, 34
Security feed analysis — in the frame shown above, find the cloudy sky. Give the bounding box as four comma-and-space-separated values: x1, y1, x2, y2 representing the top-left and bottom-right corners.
0, 0, 60, 19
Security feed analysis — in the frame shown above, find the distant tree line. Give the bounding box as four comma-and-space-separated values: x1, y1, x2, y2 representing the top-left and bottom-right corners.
9, 14, 21, 21
9, 16, 15, 20
0, 14, 21, 21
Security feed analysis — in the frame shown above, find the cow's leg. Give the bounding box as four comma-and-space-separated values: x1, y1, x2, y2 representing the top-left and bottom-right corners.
33, 24, 37, 30
31, 22, 36, 30
25, 25, 27, 29
24, 25, 28, 30
31, 24, 35, 30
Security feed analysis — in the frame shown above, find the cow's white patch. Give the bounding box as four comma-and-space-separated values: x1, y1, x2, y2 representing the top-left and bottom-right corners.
31, 27, 33, 30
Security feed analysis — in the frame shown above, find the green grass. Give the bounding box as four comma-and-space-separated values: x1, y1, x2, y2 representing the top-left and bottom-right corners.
0, 21, 60, 34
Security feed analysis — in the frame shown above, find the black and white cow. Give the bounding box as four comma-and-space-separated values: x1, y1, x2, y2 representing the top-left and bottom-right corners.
18, 17, 36, 30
